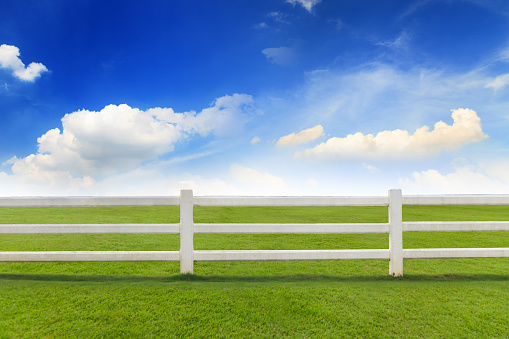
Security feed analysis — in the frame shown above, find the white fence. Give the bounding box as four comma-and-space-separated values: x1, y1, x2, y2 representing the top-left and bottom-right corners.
1, 189, 509, 276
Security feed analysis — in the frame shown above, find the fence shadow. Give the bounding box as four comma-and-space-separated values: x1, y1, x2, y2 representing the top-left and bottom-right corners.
0, 273, 507, 284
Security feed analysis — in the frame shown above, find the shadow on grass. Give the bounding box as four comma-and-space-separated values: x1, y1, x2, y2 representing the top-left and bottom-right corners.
0, 273, 508, 283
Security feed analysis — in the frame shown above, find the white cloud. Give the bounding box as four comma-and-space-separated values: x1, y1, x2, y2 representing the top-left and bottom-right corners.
307, 177, 319, 188
230, 164, 287, 193
485, 73, 509, 91
291, 65, 494, 130
173, 177, 242, 196
0, 161, 291, 196
0, 166, 243, 196
0, 168, 95, 196
295, 108, 487, 161
148, 93, 253, 138
376, 31, 410, 49
253, 22, 268, 29
2, 156, 18, 166
12, 104, 181, 178
286, 0, 321, 12
8, 94, 253, 185
363, 164, 379, 172
97, 170, 243, 196
276, 125, 324, 147
262, 47, 296, 66
267, 11, 289, 24
250, 137, 261, 145
0, 44, 48, 81
401, 166, 509, 194
480, 160, 509, 183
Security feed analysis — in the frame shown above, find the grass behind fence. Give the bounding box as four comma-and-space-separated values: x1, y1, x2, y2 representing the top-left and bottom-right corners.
1, 205, 508, 337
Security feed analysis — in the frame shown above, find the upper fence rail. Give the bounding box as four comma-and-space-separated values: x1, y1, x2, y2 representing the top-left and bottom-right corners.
194, 196, 389, 207
3, 194, 509, 208
0, 196, 180, 207
402, 195, 509, 205
0, 195, 389, 207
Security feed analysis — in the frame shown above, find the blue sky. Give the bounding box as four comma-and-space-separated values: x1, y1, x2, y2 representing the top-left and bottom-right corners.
2, 0, 509, 196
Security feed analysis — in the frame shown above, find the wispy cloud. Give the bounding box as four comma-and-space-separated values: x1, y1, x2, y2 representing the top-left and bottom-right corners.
262, 46, 297, 66
485, 73, 509, 91
286, 0, 322, 13
253, 22, 268, 29
376, 31, 411, 50
268, 11, 288, 24
399, 0, 436, 19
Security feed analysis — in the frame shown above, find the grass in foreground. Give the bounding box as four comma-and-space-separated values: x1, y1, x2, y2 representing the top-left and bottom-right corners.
0, 205, 508, 338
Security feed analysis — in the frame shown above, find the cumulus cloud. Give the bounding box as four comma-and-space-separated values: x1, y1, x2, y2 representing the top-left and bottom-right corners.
0, 44, 48, 81
12, 104, 182, 178
295, 108, 487, 161
276, 125, 324, 147
8, 94, 253, 185
262, 47, 296, 66
286, 0, 321, 12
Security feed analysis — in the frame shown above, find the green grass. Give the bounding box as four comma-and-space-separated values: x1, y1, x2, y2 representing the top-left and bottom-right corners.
1, 205, 508, 338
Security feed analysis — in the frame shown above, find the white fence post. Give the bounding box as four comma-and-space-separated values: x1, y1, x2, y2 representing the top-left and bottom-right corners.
389, 189, 403, 277
180, 189, 194, 274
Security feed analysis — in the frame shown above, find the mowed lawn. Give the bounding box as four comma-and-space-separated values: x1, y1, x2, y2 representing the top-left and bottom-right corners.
1, 205, 508, 338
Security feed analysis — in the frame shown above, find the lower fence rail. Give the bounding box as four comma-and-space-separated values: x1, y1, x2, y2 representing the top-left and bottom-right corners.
2, 248, 508, 262
194, 249, 390, 261
0, 249, 390, 262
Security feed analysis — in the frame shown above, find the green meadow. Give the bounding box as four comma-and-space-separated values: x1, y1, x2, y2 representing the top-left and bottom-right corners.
1, 205, 508, 338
